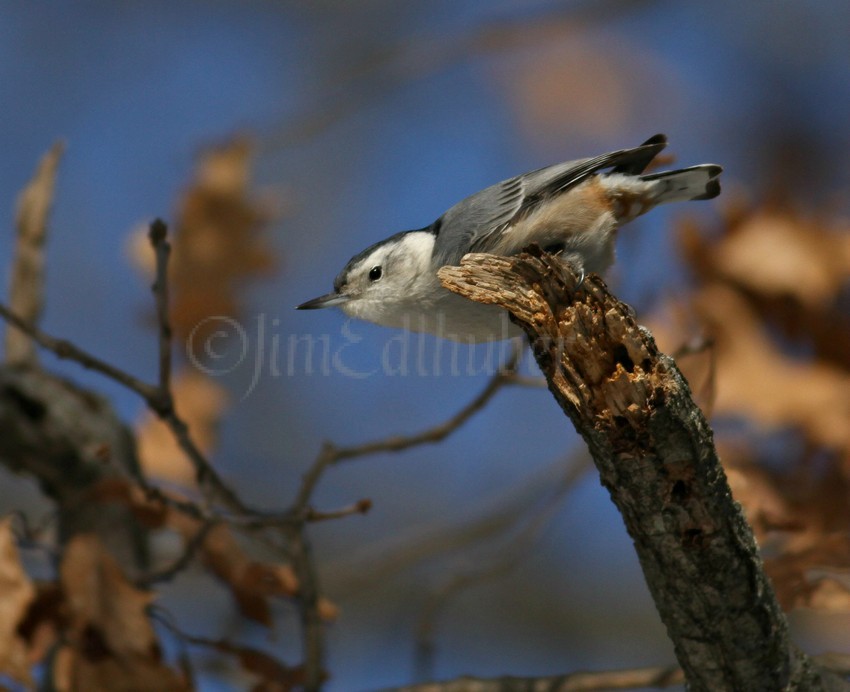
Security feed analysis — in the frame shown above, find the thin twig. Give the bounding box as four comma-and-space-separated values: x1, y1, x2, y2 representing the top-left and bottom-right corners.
0, 221, 248, 513
158, 407, 247, 512
286, 526, 325, 691
151, 607, 299, 679
386, 665, 686, 692
388, 650, 850, 692
414, 453, 592, 680
284, 344, 525, 692
227, 498, 373, 528
0, 223, 248, 515
149, 219, 173, 393
502, 372, 547, 388
0, 302, 160, 399
326, 456, 576, 599
144, 220, 248, 513
8, 509, 60, 561
294, 342, 523, 512
136, 519, 217, 587
305, 499, 373, 523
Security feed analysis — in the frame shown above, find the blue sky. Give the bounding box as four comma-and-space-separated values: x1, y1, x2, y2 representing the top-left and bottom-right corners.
2, 2, 849, 689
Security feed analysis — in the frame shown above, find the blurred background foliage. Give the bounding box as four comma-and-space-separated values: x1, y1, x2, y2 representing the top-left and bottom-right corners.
2, 1, 850, 690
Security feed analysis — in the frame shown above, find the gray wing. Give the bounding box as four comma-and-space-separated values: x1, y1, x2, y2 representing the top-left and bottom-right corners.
431, 135, 667, 266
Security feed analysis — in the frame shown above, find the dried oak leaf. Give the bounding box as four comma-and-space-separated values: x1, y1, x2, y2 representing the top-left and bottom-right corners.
193, 523, 299, 627
692, 284, 850, 450
84, 476, 174, 530
496, 33, 676, 147
91, 480, 304, 628
16, 582, 64, 668
765, 534, 850, 612
722, 444, 850, 612
681, 204, 850, 308
723, 458, 798, 541
198, 639, 304, 691
128, 136, 277, 356
57, 534, 186, 691
0, 517, 35, 686
679, 205, 850, 371
52, 643, 189, 692
135, 369, 228, 483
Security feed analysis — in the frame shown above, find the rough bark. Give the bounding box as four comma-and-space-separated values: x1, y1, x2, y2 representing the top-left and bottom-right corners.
438, 247, 848, 692
0, 365, 147, 570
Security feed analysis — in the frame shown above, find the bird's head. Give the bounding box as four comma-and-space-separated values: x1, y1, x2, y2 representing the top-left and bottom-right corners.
297, 230, 436, 327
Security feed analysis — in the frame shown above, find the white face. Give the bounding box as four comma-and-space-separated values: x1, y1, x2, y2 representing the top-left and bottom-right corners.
335, 231, 436, 327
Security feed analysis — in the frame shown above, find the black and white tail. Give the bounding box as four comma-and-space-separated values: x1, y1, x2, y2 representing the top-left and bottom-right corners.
641, 164, 723, 203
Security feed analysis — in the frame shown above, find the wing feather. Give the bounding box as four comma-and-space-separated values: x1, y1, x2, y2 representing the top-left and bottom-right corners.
432, 135, 667, 265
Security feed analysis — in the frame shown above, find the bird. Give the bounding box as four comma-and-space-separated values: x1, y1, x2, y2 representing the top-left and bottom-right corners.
297, 135, 721, 341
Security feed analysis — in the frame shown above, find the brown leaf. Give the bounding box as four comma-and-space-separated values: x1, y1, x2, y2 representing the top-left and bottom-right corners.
5, 141, 65, 365
720, 444, 850, 612
693, 284, 850, 450
60, 534, 157, 657
679, 205, 850, 371
0, 517, 35, 686
128, 136, 278, 360
16, 583, 64, 667
190, 638, 303, 691
86, 477, 172, 530
666, 201, 850, 613
317, 597, 340, 622
684, 205, 850, 308
86, 477, 301, 624
766, 534, 850, 611
57, 535, 187, 691
496, 35, 674, 148
197, 524, 299, 626
53, 643, 190, 692
135, 370, 228, 483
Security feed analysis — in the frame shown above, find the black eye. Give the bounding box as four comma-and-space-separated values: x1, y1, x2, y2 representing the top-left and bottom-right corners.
369, 266, 382, 282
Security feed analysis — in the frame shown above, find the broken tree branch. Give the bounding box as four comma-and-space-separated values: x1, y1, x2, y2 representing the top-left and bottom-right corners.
437, 247, 849, 692
0, 221, 247, 514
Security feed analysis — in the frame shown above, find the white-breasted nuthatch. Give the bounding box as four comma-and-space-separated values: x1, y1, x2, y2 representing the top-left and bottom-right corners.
298, 135, 721, 341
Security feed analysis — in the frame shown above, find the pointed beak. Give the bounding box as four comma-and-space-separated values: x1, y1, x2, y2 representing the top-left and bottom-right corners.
296, 292, 350, 310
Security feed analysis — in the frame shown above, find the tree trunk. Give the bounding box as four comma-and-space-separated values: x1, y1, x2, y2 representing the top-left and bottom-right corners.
438, 248, 848, 692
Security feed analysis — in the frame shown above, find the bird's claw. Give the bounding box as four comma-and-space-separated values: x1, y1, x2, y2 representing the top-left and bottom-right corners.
575, 267, 586, 290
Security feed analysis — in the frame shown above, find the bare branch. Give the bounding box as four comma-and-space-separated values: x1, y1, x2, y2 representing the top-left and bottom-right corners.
391, 653, 850, 692
387, 665, 685, 692
327, 453, 584, 600
268, 0, 655, 152
5, 141, 64, 366
438, 247, 849, 691
415, 453, 592, 680
286, 526, 325, 691
285, 339, 526, 691
0, 220, 248, 514
136, 519, 217, 587
305, 499, 373, 523
0, 299, 244, 514
0, 301, 159, 399
294, 342, 523, 513
149, 219, 173, 393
